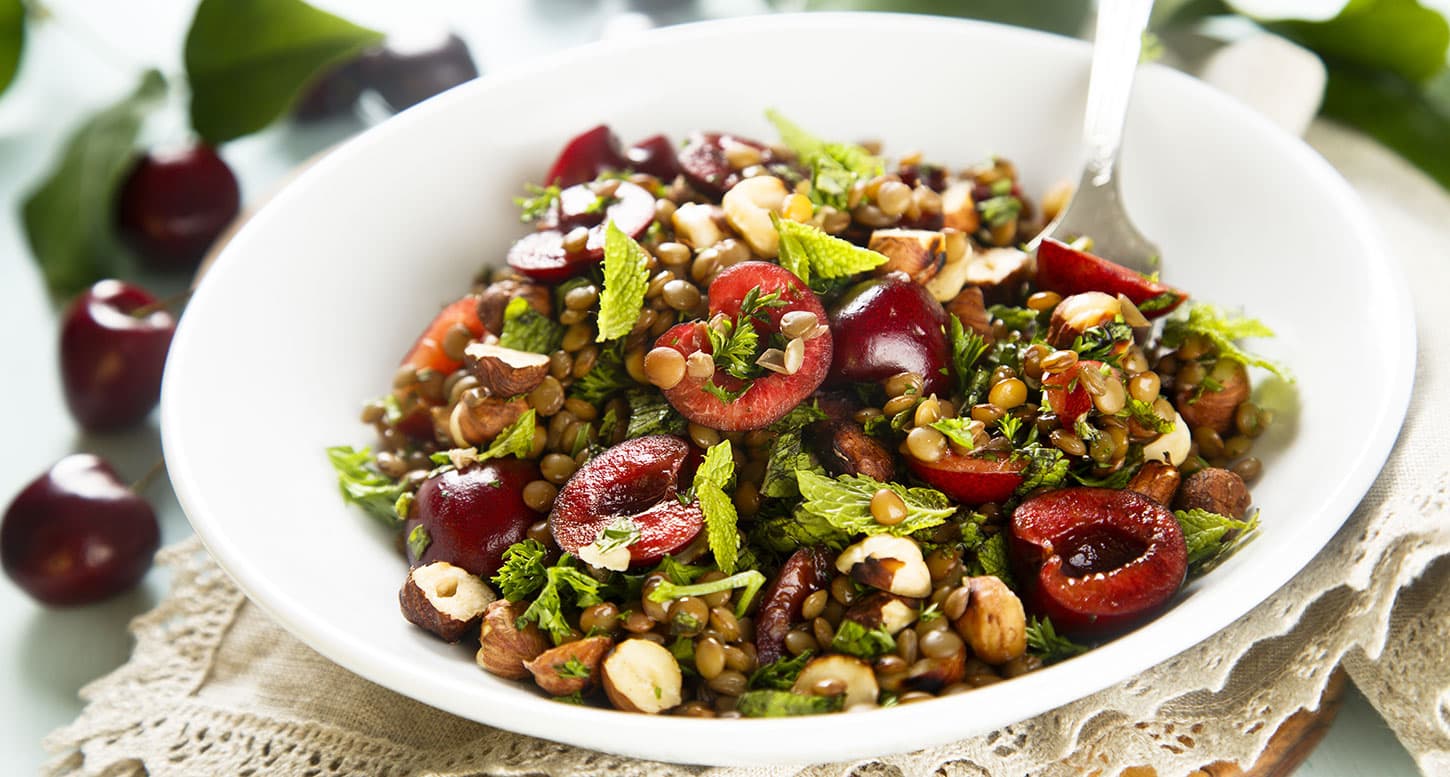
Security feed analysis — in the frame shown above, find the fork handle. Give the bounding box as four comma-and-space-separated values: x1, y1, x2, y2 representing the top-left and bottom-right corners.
1082, 0, 1154, 188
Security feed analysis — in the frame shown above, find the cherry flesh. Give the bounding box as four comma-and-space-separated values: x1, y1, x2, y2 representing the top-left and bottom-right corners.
1035, 238, 1186, 319
116, 144, 241, 272
828, 272, 951, 397
1009, 486, 1187, 637
360, 30, 478, 112
1, 454, 160, 606
544, 125, 628, 188
754, 546, 832, 665
655, 262, 833, 431
550, 435, 703, 567
1041, 359, 1107, 426
506, 181, 655, 282
906, 451, 1026, 505
60, 280, 176, 432
405, 459, 539, 578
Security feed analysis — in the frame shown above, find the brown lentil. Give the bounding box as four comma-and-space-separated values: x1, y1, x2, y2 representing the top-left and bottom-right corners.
801, 589, 829, 621
644, 346, 686, 389
563, 284, 599, 310
1041, 349, 1079, 373
723, 644, 755, 673
1194, 427, 1225, 459
895, 628, 919, 663
1235, 402, 1263, 437
562, 226, 589, 254
1094, 375, 1128, 415
708, 670, 749, 697
1128, 372, 1162, 403
989, 378, 1028, 410
548, 350, 573, 381
1224, 434, 1253, 459
885, 371, 924, 398
525, 519, 552, 546
854, 407, 884, 425
622, 610, 656, 634
1026, 291, 1062, 312
695, 637, 726, 680
784, 629, 819, 656
906, 426, 948, 462
971, 403, 1006, 424
1232, 456, 1263, 482
1050, 429, 1088, 457
522, 480, 557, 512
671, 597, 710, 636
883, 394, 918, 417
925, 547, 961, 583
812, 617, 836, 648
579, 602, 620, 636
869, 487, 909, 526
919, 628, 965, 659
943, 586, 971, 621
540, 453, 578, 485
830, 576, 857, 606
809, 677, 847, 697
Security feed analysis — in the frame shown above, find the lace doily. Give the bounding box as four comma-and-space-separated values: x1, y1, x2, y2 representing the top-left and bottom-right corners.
43, 122, 1450, 777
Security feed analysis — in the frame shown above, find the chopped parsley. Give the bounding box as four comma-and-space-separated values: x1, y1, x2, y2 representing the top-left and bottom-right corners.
325, 445, 406, 526
570, 342, 629, 405
1071, 320, 1135, 365
514, 183, 560, 222
1026, 616, 1089, 664
830, 620, 896, 659
556, 657, 591, 679
749, 650, 815, 690
738, 689, 842, 717
979, 194, 1022, 228
492, 539, 549, 601
988, 304, 1040, 330
515, 555, 605, 644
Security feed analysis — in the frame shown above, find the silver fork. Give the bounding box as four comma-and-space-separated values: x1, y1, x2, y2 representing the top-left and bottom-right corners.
1034, 0, 1160, 275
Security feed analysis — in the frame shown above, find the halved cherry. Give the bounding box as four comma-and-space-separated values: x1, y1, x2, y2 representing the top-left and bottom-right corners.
906, 451, 1025, 504
506, 181, 655, 282
1041, 358, 1106, 426
401, 294, 485, 374
544, 124, 627, 187
655, 262, 833, 431
627, 134, 682, 182
677, 131, 771, 197
550, 435, 703, 567
1035, 238, 1186, 319
1009, 486, 1188, 637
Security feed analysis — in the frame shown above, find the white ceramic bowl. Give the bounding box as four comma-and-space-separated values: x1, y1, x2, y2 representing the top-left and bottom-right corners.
161, 14, 1414, 766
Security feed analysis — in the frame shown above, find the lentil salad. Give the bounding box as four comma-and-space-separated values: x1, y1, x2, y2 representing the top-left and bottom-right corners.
328, 112, 1286, 717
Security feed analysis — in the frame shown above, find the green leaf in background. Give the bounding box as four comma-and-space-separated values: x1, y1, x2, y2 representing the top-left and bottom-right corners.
185, 0, 383, 143
799, 0, 1090, 36
1262, 0, 1450, 84
1322, 64, 1450, 190
21, 70, 166, 295
0, 0, 24, 98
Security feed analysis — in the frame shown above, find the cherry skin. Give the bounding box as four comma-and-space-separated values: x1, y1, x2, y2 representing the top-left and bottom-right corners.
550, 435, 703, 567
1, 454, 160, 606
828, 272, 951, 397
626, 134, 683, 182
1041, 359, 1107, 426
60, 280, 176, 432
116, 144, 240, 272
655, 262, 834, 431
293, 58, 366, 121
906, 451, 1026, 504
360, 30, 479, 112
1009, 486, 1188, 637
544, 125, 628, 188
405, 459, 539, 578
1035, 238, 1186, 319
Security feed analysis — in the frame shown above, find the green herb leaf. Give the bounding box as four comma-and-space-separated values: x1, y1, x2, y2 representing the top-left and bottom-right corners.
652, 555, 708, 586
596, 221, 652, 342
752, 505, 853, 553
492, 539, 549, 601
1071, 320, 1135, 365
552, 691, 586, 705
517, 557, 606, 644
478, 409, 536, 462
774, 215, 888, 285
0, 0, 23, 99
184, 0, 383, 143
749, 651, 815, 690
768, 400, 828, 433
979, 194, 1022, 228
765, 109, 882, 212
498, 297, 564, 354
1026, 616, 1089, 664
1176, 508, 1261, 575
929, 418, 978, 451
406, 524, 431, 559
1124, 398, 1175, 434
796, 471, 956, 537
325, 445, 406, 526
759, 429, 825, 499
556, 657, 591, 679
694, 440, 741, 574
646, 569, 766, 618
1259, 0, 1450, 84
737, 689, 842, 717
1162, 303, 1290, 380
570, 343, 630, 405
1014, 445, 1069, 495
515, 183, 561, 222
971, 533, 1015, 587
625, 389, 687, 438
830, 619, 896, 659
948, 315, 990, 397
668, 636, 698, 676
987, 304, 1040, 331
22, 70, 167, 294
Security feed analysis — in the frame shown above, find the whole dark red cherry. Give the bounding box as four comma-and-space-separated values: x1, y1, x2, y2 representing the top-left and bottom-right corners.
360, 30, 478, 112
405, 459, 539, 578
1, 454, 160, 606
828, 272, 951, 396
60, 280, 176, 432
116, 144, 240, 272
293, 58, 366, 121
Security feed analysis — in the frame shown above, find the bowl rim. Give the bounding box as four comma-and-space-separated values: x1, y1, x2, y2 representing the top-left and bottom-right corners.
161, 11, 1417, 766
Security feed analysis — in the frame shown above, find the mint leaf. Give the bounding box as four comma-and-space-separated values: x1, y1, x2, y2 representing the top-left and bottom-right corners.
325, 445, 406, 526
479, 409, 536, 462
830, 619, 896, 659
1072, 320, 1135, 365
749, 650, 815, 690
694, 441, 741, 574
498, 297, 564, 354
769, 401, 828, 433
752, 505, 852, 553
971, 533, 1014, 588
1176, 508, 1261, 575
774, 215, 887, 285
596, 221, 652, 342
929, 418, 977, 451
492, 539, 549, 601
760, 430, 824, 499
22, 70, 167, 294
1026, 616, 1088, 665
185, 0, 383, 143
764, 109, 882, 211
1162, 303, 1290, 380
737, 689, 841, 717
795, 471, 955, 537
625, 389, 687, 439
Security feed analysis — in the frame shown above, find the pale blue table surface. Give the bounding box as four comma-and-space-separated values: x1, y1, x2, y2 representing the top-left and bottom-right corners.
0, 1, 1422, 774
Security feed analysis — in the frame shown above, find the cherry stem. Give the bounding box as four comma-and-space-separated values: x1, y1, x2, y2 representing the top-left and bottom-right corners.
130, 457, 167, 495
132, 288, 194, 318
